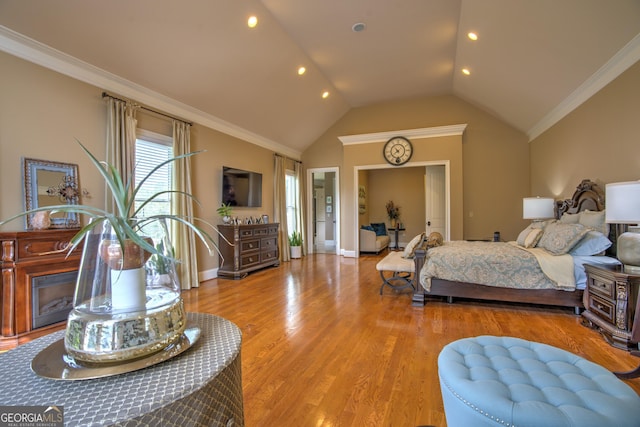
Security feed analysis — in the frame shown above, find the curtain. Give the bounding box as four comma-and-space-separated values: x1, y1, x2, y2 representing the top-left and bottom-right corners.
274, 155, 290, 262
294, 161, 307, 256
105, 97, 137, 214
172, 121, 199, 289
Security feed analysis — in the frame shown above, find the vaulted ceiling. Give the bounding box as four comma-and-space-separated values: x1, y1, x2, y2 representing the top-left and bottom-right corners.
1, 0, 639, 157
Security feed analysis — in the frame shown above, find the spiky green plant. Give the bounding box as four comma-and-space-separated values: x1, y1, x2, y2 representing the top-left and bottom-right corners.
0, 140, 222, 262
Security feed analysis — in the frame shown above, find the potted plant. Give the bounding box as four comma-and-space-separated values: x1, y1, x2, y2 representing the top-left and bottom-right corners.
0, 140, 222, 363
289, 230, 302, 259
217, 202, 233, 224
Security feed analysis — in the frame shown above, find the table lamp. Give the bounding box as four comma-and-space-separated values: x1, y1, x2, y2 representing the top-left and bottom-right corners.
523, 197, 555, 221
606, 181, 640, 273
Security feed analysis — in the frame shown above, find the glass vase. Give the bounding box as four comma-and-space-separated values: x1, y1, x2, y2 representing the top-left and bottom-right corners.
64, 219, 186, 363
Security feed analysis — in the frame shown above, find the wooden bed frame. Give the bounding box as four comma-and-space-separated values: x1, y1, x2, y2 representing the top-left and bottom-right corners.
412, 179, 607, 313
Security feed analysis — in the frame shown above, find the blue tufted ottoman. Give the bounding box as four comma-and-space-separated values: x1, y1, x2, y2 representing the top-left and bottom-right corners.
438, 336, 640, 427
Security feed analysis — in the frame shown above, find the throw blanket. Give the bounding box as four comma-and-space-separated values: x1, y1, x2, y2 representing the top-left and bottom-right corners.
419, 241, 576, 292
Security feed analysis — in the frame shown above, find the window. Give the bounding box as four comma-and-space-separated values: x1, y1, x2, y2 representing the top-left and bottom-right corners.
285, 170, 299, 235
134, 131, 173, 239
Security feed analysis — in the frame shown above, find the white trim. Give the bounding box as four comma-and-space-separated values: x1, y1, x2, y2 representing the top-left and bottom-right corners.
528, 33, 640, 141
198, 268, 218, 283
353, 161, 450, 256
306, 167, 340, 256
137, 129, 172, 146
339, 124, 467, 145
0, 25, 302, 160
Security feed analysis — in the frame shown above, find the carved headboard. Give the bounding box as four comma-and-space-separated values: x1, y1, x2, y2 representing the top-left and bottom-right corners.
556, 179, 605, 218
555, 179, 615, 256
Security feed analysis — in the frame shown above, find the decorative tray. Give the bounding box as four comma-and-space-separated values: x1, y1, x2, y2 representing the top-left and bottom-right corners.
31, 326, 200, 381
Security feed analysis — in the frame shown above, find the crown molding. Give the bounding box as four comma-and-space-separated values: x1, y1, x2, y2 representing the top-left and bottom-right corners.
0, 25, 301, 159
528, 33, 640, 141
339, 124, 467, 145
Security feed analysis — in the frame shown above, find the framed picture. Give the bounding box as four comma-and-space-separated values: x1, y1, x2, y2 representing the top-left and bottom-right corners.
326, 196, 332, 204
326, 205, 332, 213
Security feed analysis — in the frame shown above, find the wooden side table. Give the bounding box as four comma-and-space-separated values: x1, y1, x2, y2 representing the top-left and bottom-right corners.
391, 226, 405, 251
582, 264, 640, 350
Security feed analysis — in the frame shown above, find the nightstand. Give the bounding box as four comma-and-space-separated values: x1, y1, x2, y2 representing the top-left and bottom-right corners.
582, 264, 640, 350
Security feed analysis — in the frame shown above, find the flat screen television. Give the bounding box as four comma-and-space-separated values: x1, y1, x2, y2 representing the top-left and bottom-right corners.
222, 166, 262, 207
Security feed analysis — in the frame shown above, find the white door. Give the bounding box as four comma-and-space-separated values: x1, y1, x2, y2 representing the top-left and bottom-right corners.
425, 165, 447, 239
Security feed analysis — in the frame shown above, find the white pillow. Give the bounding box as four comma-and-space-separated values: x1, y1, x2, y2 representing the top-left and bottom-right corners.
559, 212, 581, 224
579, 210, 608, 235
537, 222, 589, 255
403, 233, 425, 258
569, 230, 612, 256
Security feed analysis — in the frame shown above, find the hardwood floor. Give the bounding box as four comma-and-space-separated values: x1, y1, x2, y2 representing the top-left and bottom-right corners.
182, 253, 640, 426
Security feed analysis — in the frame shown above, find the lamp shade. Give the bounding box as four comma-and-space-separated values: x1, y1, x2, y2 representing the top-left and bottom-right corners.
523, 197, 555, 220
605, 181, 640, 224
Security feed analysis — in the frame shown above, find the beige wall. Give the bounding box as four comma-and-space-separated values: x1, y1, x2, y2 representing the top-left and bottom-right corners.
0, 52, 275, 277
303, 95, 531, 251
366, 167, 426, 245
530, 60, 640, 198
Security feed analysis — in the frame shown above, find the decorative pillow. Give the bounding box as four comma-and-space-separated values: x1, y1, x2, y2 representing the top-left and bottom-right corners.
537, 222, 589, 255
569, 230, 612, 256
361, 225, 375, 231
516, 221, 547, 247
579, 210, 608, 235
559, 212, 581, 224
516, 227, 543, 248
403, 233, 426, 258
370, 223, 387, 236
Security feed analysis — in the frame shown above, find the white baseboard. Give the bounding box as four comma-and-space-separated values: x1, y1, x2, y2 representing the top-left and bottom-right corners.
342, 249, 357, 258
198, 268, 218, 283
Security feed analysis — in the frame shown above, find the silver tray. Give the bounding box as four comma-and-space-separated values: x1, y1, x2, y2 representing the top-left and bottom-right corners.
31, 326, 200, 381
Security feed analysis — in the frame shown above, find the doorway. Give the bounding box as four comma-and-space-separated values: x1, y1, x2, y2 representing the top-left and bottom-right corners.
307, 167, 340, 254
355, 161, 449, 255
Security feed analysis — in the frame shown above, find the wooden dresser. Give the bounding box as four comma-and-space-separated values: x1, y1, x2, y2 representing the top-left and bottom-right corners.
217, 223, 280, 279
582, 263, 640, 350
0, 229, 82, 350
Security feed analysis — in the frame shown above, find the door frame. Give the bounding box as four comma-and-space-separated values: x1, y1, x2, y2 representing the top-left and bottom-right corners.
307, 167, 340, 255
354, 160, 450, 256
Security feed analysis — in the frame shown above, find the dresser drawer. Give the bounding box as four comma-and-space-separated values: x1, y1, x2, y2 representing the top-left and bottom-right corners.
240, 239, 260, 252
588, 294, 615, 324
261, 249, 278, 262
261, 237, 277, 252
239, 228, 254, 238
588, 274, 614, 300
240, 252, 260, 268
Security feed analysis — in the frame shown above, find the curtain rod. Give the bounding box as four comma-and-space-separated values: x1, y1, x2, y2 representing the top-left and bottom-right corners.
274, 153, 302, 164
102, 92, 193, 126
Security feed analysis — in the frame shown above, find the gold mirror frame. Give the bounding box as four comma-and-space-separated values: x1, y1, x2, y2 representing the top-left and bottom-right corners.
23, 158, 80, 229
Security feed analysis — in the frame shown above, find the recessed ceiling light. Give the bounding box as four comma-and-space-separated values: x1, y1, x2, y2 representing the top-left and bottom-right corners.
322, 91, 330, 99
352, 22, 366, 32
467, 32, 478, 41
462, 68, 471, 75
298, 66, 306, 76
248, 16, 258, 28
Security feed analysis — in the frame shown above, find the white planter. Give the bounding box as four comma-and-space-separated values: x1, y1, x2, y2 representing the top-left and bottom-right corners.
110, 267, 147, 311
290, 246, 302, 259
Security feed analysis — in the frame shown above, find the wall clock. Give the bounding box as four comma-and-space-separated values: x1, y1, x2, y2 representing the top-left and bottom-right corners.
383, 136, 413, 166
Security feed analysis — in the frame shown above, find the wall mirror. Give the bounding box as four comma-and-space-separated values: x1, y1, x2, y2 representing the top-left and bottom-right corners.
23, 158, 80, 229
